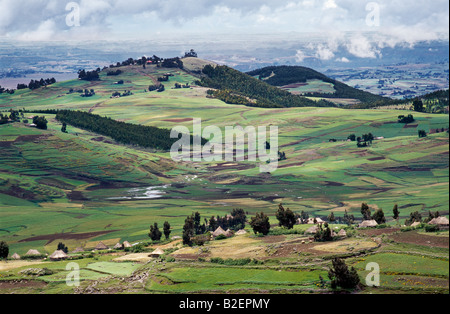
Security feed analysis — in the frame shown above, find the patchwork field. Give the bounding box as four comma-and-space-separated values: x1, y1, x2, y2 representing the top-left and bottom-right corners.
0, 61, 448, 294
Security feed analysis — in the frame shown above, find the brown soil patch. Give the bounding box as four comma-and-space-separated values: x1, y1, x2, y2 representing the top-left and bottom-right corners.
367, 156, 386, 161
261, 235, 286, 244
358, 228, 401, 236
282, 83, 308, 89
18, 230, 119, 245
0, 280, 47, 290
389, 231, 449, 248
403, 124, 418, 129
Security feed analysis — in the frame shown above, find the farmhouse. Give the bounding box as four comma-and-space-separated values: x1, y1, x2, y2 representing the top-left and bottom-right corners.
49, 250, 68, 261
305, 225, 319, 234
212, 226, 227, 238
358, 220, 378, 228
307, 217, 325, 225
72, 247, 84, 253
428, 216, 449, 229
25, 249, 41, 257
94, 242, 109, 250
123, 241, 132, 248
150, 248, 164, 258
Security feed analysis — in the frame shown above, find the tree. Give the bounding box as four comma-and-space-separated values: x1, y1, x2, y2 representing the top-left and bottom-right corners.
183, 215, 195, 246
372, 208, 386, 224
328, 258, 360, 290
275, 204, 297, 229
418, 130, 427, 138
360, 203, 371, 220
405, 211, 422, 226
208, 215, 217, 231
163, 221, 171, 240
393, 204, 399, 221
230, 208, 246, 231
314, 223, 333, 242
413, 99, 424, 112
249, 212, 271, 235
328, 212, 336, 223
61, 122, 67, 133
57, 242, 68, 253
33, 116, 48, 130
0, 241, 9, 260
299, 211, 309, 224
149, 223, 162, 241
343, 209, 354, 226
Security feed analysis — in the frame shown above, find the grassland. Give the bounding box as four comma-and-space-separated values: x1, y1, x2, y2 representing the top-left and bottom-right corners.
0, 60, 448, 294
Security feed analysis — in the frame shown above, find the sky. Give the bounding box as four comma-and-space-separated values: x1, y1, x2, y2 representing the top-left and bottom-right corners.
0, 0, 448, 61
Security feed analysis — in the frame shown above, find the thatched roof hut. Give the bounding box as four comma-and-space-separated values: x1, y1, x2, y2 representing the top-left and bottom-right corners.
225, 229, 234, 237
11, 253, 21, 260
113, 243, 123, 250
235, 229, 247, 235
123, 241, 132, 248
212, 226, 227, 238
305, 225, 319, 234
429, 216, 449, 226
337, 229, 347, 237
149, 248, 165, 258
307, 217, 325, 225
25, 249, 41, 256
49, 250, 68, 261
72, 247, 84, 253
358, 220, 378, 228
94, 242, 109, 250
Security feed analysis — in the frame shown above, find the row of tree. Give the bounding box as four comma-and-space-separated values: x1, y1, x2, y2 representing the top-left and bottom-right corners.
17, 78, 56, 90
28, 109, 204, 151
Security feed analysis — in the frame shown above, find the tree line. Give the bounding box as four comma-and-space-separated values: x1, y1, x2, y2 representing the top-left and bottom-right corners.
198, 65, 333, 109
29, 109, 205, 151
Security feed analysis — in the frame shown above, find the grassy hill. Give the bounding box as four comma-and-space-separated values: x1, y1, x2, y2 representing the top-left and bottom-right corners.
247, 65, 389, 105
0, 57, 448, 295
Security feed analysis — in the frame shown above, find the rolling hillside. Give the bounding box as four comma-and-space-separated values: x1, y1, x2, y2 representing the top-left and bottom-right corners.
247, 65, 389, 105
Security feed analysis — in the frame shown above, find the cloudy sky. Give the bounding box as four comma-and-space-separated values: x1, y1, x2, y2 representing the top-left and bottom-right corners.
0, 0, 448, 60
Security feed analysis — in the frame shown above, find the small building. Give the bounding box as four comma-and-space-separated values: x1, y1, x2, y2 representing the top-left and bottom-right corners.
72, 247, 84, 253
337, 229, 347, 237
307, 217, 325, 225
113, 243, 123, 250
49, 250, 68, 261
428, 216, 449, 229
11, 253, 21, 260
25, 249, 42, 257
235, 229, 247, 235
305, 225, 319, 234
149, 248, 165, 258
94, 242, 109, 251
358, 220, 378, 228
123, 241, 132, 248
212, 226, 227, 238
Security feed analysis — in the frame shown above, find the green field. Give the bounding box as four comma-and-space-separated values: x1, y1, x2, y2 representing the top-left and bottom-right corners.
0, 60, 448, 294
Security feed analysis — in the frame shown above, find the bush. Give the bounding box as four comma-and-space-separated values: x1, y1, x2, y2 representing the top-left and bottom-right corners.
425, 224, 439, 233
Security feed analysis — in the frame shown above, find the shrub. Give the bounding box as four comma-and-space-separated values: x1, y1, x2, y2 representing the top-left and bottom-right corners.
425, 224, 439, 233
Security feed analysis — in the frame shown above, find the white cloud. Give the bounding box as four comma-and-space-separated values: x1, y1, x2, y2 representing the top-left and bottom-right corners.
346, 34, 382, 59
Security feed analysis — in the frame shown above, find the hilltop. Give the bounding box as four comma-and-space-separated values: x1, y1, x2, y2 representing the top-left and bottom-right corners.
247, 65, 389, 105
